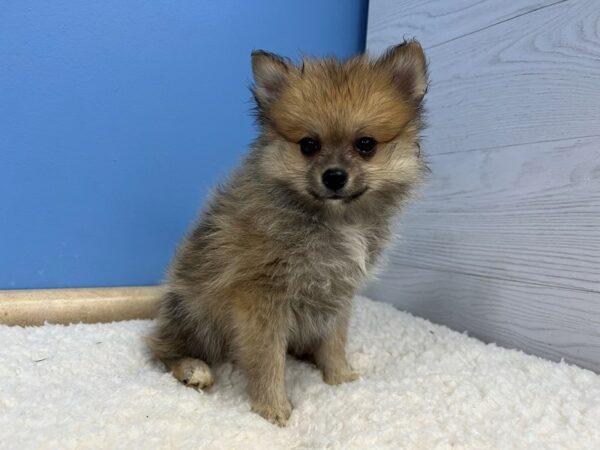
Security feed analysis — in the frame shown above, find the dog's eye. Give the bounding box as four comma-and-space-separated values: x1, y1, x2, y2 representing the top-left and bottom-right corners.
299, 137, 321, 156
355, 137, 377, 156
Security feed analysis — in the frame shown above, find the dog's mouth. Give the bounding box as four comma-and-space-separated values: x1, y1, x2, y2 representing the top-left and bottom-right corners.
309, 187, 368, 203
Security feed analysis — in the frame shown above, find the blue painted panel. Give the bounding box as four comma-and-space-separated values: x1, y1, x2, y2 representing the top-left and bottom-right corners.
0, 1, 368, 288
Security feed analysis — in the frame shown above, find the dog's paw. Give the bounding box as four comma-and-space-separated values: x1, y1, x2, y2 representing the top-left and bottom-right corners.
251, 398, 293, 427
323, 367, 360, 385
170, 357, 214, 390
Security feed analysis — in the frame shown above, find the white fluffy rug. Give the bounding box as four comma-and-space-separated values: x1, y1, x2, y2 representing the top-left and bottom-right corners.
1, 296, 599, 449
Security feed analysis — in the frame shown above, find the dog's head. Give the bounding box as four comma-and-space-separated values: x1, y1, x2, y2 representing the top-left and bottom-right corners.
251, 42, 428, 210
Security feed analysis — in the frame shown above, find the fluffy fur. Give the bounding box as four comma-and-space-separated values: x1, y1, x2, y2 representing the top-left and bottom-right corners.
147, 41, 428, 426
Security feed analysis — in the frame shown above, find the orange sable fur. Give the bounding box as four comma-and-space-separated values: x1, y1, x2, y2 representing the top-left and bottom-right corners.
148, 41, 428, 426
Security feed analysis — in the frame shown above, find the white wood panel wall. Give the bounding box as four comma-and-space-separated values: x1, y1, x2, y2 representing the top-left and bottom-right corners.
366, 0, 600, 372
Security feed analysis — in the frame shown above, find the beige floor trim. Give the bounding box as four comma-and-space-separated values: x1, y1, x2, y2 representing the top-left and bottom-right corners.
0, 286, 163, 327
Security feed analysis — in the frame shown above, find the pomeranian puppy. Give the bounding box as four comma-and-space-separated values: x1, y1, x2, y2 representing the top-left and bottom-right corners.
148, 41, 428, 426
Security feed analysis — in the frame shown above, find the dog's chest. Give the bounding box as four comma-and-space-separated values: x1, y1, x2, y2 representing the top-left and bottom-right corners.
296, 224, 368, 292
283, 224, 370, 343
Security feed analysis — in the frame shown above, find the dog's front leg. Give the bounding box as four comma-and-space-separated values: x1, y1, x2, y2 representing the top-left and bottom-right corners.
314, 306, 359, 385
232, 296, 292, 426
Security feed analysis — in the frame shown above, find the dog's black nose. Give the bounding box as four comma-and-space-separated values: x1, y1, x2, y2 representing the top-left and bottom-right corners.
322, 168, 348, 191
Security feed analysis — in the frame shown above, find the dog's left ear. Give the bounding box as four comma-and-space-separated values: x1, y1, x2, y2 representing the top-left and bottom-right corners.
377, 40, 428, 104
251, 50, 292, 107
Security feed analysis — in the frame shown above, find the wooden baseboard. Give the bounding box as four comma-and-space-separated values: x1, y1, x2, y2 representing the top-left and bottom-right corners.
0, 286, 163, 326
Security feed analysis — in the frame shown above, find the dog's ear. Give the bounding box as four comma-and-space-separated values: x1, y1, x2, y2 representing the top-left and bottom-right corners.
251, 50, 292, 107
377, 40, 428, 103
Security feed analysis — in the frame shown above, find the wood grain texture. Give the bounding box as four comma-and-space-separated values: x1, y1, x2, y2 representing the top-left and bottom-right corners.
394, 136, 600, 292
371, 0, 600, 156
367, 266, 600, 372
366, 0, 600, 372
367, 0, 561, 51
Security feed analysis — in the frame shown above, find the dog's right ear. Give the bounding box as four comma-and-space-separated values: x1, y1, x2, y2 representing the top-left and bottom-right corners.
251, 50, 292, 107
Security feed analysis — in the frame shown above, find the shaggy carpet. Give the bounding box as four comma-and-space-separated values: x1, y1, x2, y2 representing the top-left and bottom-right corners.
0, 296, 598, 449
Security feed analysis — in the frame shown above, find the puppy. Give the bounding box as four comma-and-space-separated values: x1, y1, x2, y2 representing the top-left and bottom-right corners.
147, 41, 428, 426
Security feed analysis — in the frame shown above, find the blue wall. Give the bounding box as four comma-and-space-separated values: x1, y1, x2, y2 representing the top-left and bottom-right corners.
0, 1, 368, 289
